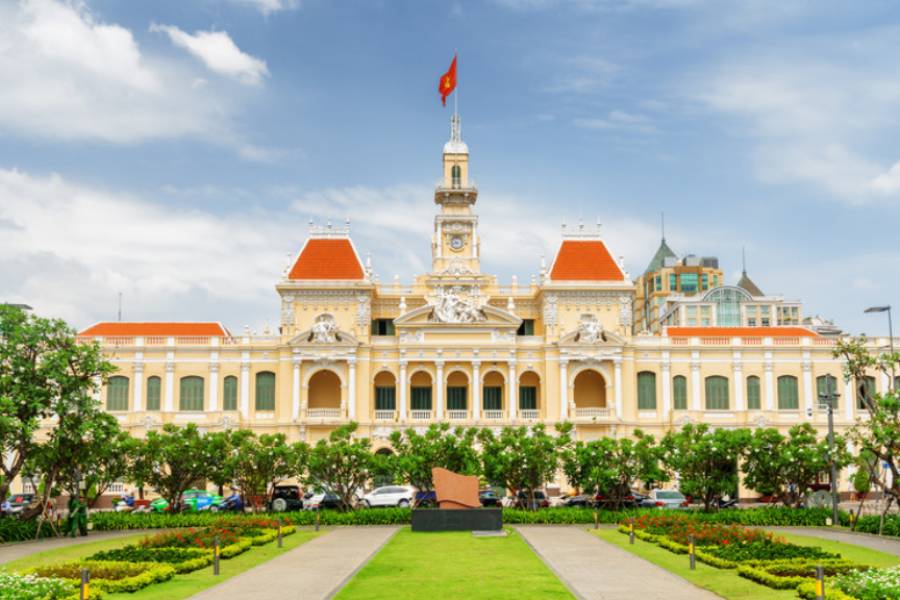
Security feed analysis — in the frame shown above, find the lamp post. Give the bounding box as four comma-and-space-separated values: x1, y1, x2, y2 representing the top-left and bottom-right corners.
818, 382, 840, 526
864, 305, 895, 391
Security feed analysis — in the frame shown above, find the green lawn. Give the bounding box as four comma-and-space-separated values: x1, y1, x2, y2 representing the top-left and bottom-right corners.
335, 528, 574, 600
1, 533, 150, 572
775, 532, 900, 568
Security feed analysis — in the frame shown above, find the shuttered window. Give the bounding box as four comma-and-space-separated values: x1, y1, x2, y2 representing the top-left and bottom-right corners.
223, 376, 238, 411
411, 387, 432, 410
255, 372, 276, 411
816, 375, 838, 409
746, 376, 761, 410
146, 376, 161, 411
519, 386, 537, 410
637, 371, 657, 410
777, 375, 799, 410
705, 376, 729, 410
483, 386, 502, 410
107, 376, 129, 411
375, 386, 396, 410
179, 376, 204, 411
447, 386, 467, 410
673, 376, 687, 410
857, 376, 876, 409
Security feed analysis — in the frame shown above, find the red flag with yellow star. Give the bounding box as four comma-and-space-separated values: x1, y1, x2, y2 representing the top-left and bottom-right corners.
439, 55, 457, 107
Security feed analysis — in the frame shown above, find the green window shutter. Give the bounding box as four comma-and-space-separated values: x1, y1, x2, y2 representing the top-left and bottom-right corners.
107, 376, 129, 411
375, 386, 396, 410
857, 376, 876, 409
483, 386, 502, 410
146, 376, 161, 411
223, 376, 238, 411
816, 375, 838, 409
673, 376, 687, 410
255, 372, 276, 411
411, 387, 432, 410
179, 376, 204, 411
705, 376, 729, 410
777, 376, 798, 410
519, 386, 537, 410
637, 372, 657, 409
447, 386, 467, 410
746, 376, 761, 410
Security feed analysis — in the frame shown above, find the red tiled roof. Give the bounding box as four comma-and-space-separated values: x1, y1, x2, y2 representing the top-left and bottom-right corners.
549, 240, 625, 281
79, 322, 228, 337
666, 327, 819, 338
287, 238, 365, 280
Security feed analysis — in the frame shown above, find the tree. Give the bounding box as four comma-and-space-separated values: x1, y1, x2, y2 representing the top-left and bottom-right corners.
388, 423, 480, 504
562, 430, 663, 509
228, 430, 302, 511
0, 305, 114, 506
661, 424, 749, 512
305, 423, 372, 511
743, 424, 850, 507
139, 424, 210, 512
478, 423, 573, 509
834, 338, 900, 516
203, 430, 235, 497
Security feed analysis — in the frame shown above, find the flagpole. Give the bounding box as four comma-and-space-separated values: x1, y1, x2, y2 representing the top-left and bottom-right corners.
454, 51, 458, 119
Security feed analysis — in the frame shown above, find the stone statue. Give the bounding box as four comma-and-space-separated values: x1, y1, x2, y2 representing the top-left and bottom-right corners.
309, 314, 339, 343
575, 313, 606, 344
431, 287, 484, 323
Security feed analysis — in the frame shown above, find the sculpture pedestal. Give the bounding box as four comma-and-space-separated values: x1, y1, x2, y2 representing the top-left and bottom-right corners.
411, 508, 502, 532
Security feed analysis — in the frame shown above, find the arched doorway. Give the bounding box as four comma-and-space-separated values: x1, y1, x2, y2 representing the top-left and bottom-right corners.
573, 369, 607, 417
519, 371, 541, 418
446, 371, 469, 420
308, 370, 341, 417
373, 371, 397, 419
410, 371, 433, 419
482, 371, 505, 419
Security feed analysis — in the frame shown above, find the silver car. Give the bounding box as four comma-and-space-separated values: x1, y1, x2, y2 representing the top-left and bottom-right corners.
645, 489, 688, 509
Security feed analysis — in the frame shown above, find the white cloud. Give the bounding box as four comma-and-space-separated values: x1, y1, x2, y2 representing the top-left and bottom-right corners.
574, 110, 656, 134
151, 24, 269, 86
231, 0, 300, 15
0, 0, 268, 156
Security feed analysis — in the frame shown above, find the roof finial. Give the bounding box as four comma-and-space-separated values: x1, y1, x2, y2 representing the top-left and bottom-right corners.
661, 212, 666, 242
742, 245, 747, 275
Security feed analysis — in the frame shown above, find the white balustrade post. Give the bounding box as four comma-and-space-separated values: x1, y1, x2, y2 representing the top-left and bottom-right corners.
164, 363, 175, 413
661, 358, 671, 414
399, 361, 408, 421
472, 361, 481, 421
764, 357, 775, 411
733, 351, 743, 411
691, 354, 701, 411
508, 360, 517, 420
133, 363, 143, 412
209, 362, 219, 412
292, 353, 302, 421
802, 360, 813, 418
559, 359, 569, 420
240, 353, 250, 419
614, 359, 623, 418
348, 358, 357, 420
435, 361, 445, 419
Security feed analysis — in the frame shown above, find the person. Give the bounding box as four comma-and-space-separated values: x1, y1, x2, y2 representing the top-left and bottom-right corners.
66, 495, 88, 538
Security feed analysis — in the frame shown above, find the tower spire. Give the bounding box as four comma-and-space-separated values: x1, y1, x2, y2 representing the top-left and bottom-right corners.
742, 245, 747, 275
661, 212, 665, 241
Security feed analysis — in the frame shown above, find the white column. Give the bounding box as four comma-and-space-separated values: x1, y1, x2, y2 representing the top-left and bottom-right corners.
472, 361, 481, 420
764, 360, 775, 411
691, 354, 701, 411
164, 362, 175, 412
240, 354, 250, 418
661, 359, 671, 414
291, 354, 302, 421
347, 358, 357, 420
613, 359, 622, 418
733, 352, 744, 411
209, 363, 219, 412
508, 360, 517, 420
802, 361, 813, 418
435, 361, 445, 419
399, 361, 408, 421
559, 359, 569, 420
133, 363, 143, 412
880, 371, 890, 394
844, 378, 854, 420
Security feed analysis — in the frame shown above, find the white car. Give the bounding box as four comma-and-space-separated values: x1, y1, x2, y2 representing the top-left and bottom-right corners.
644, 489, 688, 509
362, 485, 415, 508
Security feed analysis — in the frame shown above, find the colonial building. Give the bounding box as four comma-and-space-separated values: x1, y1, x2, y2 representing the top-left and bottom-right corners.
77, 117, 894, 491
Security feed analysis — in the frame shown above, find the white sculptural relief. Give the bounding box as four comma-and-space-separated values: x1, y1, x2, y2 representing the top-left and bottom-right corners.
310, 314, 338, 343
431, 286, 485, 323
575, 313, 606, 344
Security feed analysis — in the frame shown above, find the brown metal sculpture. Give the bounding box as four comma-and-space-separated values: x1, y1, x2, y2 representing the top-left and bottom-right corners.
432, 467, 480, 509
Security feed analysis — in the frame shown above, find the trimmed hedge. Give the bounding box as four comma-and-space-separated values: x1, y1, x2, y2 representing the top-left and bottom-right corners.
88, 506, 841, 531
29, 561, 175, 594
0, 517, 59, 543
849, 513, 900, 537
88, 547, 213, 574
797, 580, 856, 600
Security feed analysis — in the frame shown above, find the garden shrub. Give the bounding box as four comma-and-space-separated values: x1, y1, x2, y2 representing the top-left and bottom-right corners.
0, 572, 86, 600
703, 540, 839, 562
88, 546, 213, 573
140, 526, 241, 549
833, 565, 900, 600
797, 581, 856, 600
28, 561, 175, 593
0, 517, 58, 543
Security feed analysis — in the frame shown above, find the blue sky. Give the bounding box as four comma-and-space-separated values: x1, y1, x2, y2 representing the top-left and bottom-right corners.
0, 0, 898, 336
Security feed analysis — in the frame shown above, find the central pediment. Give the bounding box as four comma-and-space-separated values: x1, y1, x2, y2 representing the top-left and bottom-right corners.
393, 303, 521, 328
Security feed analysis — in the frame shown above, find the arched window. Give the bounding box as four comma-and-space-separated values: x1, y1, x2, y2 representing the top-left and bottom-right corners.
451, 164, 461, 188
777, 375, 799, 410
410, 371, 432, 411
703, 287, 752, 327
223, 376, 238, 411
446, 371, 468, 411
179, 376, 204, 411
146, 376, 161, 411
107, 376, 129, 411
374, 371, 396, 411
483, 371, 504, 411
816, 375, 838, 410
519, 371, 540, 411
256, 371, 276, 411
673, 375, 687, 410
857, 375, 876, 409
746, 375, 761, 410
705, 376, 729, 410
637, 371, 657, 410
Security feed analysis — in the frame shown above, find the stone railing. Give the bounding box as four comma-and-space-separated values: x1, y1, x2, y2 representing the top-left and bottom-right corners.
519, 409, 539, 420
574, 407, 611, 418
483, 410, 504, 420
374, 410, 395, 421
307, 408, 342, 419
410, 410, 432, 420
447, 410, 468, 420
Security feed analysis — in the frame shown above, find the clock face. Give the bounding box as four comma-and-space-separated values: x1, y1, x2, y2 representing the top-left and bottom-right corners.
450, 236, 464, 251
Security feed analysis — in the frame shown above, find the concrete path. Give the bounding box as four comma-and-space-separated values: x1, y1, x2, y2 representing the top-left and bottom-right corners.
0, 530, 152, 565
516, 526, 720, 600
189, 526, 399, 600
766, 527, 900, 556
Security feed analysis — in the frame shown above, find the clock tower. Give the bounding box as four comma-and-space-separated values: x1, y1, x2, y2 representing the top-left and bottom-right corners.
431, 114, 480, 276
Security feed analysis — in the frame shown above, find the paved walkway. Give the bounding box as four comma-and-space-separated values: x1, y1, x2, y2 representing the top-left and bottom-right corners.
766, 527, 900, 556
0, 530, 151, 565
516, 526, 720, 600
189, 526, 399, 600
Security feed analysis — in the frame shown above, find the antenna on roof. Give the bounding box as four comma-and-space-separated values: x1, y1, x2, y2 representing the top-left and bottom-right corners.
117, 292, 122, 322
742, 246, 747, 275
661, 212, 665, 241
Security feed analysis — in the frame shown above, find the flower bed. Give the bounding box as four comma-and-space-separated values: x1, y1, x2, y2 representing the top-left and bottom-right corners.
0, 572, 87, 600
140, 526, 241, 549
832, 565, 900, 600
737, 560, 866, 590
28, 560, 175, 593
703, 540, 839, 562
627, 513, 775, 546
88, 546, 213, 573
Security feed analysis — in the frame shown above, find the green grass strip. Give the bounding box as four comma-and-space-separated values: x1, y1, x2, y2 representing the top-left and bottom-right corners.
774, 532, 900, 569
1, 533, 150, 572
335, 528, 574, 600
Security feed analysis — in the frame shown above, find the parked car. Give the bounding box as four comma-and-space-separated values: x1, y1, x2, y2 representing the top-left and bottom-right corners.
642, 489, 689, 509
150, 489, 223, 513
595, 489, 649, 509
1, 494, 34, 516
516, 490, 550, 510
479, 489, 500, 507
303, 490, 343, 510
362, 485, 415, 508
269, 485, 303, 512
548, 494, 570, 508
415, 490, 437, 507
563, 494, 595, 508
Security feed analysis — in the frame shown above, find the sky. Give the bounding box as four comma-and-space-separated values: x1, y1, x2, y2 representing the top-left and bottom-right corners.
0, 0, 898, 336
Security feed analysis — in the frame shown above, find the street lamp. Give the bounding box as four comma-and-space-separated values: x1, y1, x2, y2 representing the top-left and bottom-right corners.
864, 305, 895, 392
817, 382, 840, 526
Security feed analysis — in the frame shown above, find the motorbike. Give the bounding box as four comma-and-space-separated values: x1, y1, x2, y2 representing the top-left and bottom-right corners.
218, 493, 245, 513
114, 494, 136, 513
